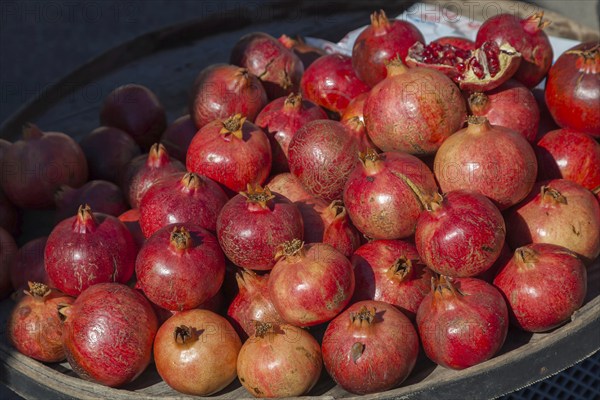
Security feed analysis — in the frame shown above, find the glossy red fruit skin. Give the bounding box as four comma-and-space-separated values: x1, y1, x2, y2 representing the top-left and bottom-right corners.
55, 180, 128, 222
1, 124, 88, 209
269, 241, 355, 327
160, 115, 197, 162
343, 151, 438, 239
340, 98, 376, 153
468, 79, 540, 142
0, 227, 17, 299
506, 179, 600, 263
186, 115, 272, 194
536, 128, 600, 191
61, 283, 158, 387
476, 13, 553, 88
300, 54, 370, 115
139, 172, 228, 238
8, 283, 74, 362
230, 32, 304, 100
364, 63, 466, 155
352, 10, 425, 87
416, 190, 506, 277
288, 120, 360, 203
100, 84, 167, 151
434, 116, 537, 210
118, 209, 144, 248
136, 224, 225, 311
416, 277, 509, 370
545, 42, 600, 137
352, 239, 432, 317
79, 126, 141, 184
189, 64, 268, 129
217, 187, 303, 270
322, 300, 419, 394
432, 36, 476, 51
255, 93, 327, 173
321, 200, 362, 258
9, 237, 51, 292
494, 243, 587, 332
44, 206, 137, 296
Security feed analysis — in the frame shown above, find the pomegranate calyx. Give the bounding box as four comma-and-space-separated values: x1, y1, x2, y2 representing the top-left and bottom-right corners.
466, 115, 493, 134
386, 257, 414, 282
541, 185, 568, 205
521, 12, 551, 34
169, 226, 192, 251
432, 275, 464, 299
73, 204, 98, 234
566, 44, 600, 73
385, 57, 409, 76
235, 269, 259, 292
468, 92, 490, 114
283, 92, 303, 112
220, 114, 246, 140
278, 34, 296, 49
275, 238, 305, 261
350, 342, 365, 363
57, 303, 71, 321
424, 192, 444, 212
370, 9, 391, 32
515, 246, 538, 265
327, 200, 347, 219
241, 184, 275, 209
349, 306, 376, 328
22, 123, 44, 140
180, 172, 204, 192
147, 143, 171, 168
359, 148, 384, 174
174, 325, 200, 345
26, 281, 51, 299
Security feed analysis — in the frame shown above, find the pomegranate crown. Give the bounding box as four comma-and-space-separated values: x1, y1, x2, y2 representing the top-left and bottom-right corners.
240, 184, 275, 208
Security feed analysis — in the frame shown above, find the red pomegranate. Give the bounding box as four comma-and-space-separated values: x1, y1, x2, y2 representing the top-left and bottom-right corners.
321, 200, 362, 258
0, 227, 17, 299
55, 180, 128, 222
431, 36, 476, 50
160, 114, 198, 162
118, 209, 144, 248
9, 237, 50, 292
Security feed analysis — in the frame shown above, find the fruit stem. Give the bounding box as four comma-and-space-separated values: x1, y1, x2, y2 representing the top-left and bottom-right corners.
432, 275, 463, 299
180, 172, 204, 193
241, 184, 275, 210
358, 148, 384, 175
541, 185, 567, 205
169, 226, 192, 251
468, 92, 490, 115
327, 200, 346, 219
26, 281, 51, 299
174, 325, 200, 345
515, 246, 538, 265
274, 238, 305, 261
424, 192, 444, 212
385, 57, 409, 77
386, 257, 414, 282
235, 269, 261, 293
566, 44, 600, 74
73, 204, 98, 234
349, 306, 376, 328
283, 93, 303, 112
147, 143, 171, 168
521, 12, 551, 34
466, 115, 492, 134
370, 9, 391, 32
22, 123, 44, 140
220, 114, 246, 140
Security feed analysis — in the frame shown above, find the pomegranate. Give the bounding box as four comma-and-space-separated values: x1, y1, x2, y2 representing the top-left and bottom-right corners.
494, 244, 587, 332
55, 180, 128, 222
1, 227, 17, 299
352, 10, 425, 87
0, 189, 18, 236
340, 110, 375, 153
138, 172, 228, 237
44, 205, 137, 296
468, 79, 540, 142
476, 12, 553, 88
9, 237, 50, 292
506, 179, 600, 263
61, 283, 158, 387
352, 239, 432, 317
321, 200, 361, 258
533, 87, 560, 139
227, 269, 284, 340
278, 34, 326, 68
322, 301, 419, 394
152, 291, 225, 325
153, 309, 241, 395
288, 120, 360, 202
122, 143, 185, 208
545, 42, 600, 137
416, 276, 509, 369
160, 114, 197, 162
118, 209, 144, 248
186, 114, 272, 194
406, 40, 522, 92
343, 149, 438, 239
431, 36, 476, 51
189, 64, 267, 129
217, 185, 303, 270
136, 224, 225, 311
364, 61, 466, 155
536, 128, 600, 191
268, 239, 355, 327
415, 190, 506, 277
255, 93, 327, 173
8, 282, 74, 362
300, 54, 370, 116
237, 322, 322, 397
0, 124, 88, 209
434, 116, 537, 210
231, 32, 304, 99
79, 126, 141, 183
477, 242, 513, 283
340, 92, 369, 123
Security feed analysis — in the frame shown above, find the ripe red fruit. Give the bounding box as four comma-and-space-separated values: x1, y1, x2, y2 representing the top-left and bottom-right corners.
340, 93, 375, 152
9, 237, 50, 292
0, 227, 17, 299
352, 10, 425, 87
494, 243, 587, 332
118, 209, 144, 248
417, 276, 509, 369
322, 301, 419, 394
217, 185, 303, 270
186, 114, 272, 194
431, 36, 476, 51
321, 200, 362, 258
160, 114, 197, 162
545, 42, 600, 137
434, 116, 537, 210
364, 61, 466, 155
55, 180, 128, 222
278, 34, 326, 69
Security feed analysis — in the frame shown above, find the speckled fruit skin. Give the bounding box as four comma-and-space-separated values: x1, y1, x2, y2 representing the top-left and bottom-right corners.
160, 115, 198, 162
216, 190, 303, 270
545, 43, 600, 137
416, 277, 509, 370
364, 64, 466, 155
434, 117, 537, 210
300, 54, 370, 115
153, 310, 241, 396
415, 190, 506, 277
506, 179, 600, 263
352, 239, 432, 318
237, 324, 322, 397
62, 283, 158, 387
322, 300, 419, 394
351, 10, 424, 87
536, 129, 600, 192
494, 243, 587, 332
186, 116, 272, 194
189, 64, 268, 129
468, 79, 540, 143
343, 151, 438, 239
138, 172, 228, 237
288, 120, 360, 203
0, 227, 17, 299
135, 224, 225, 311
269, 242, 355, 327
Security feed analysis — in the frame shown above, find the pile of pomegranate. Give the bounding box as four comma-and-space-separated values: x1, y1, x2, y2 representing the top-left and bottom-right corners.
1, 9, 599, 398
